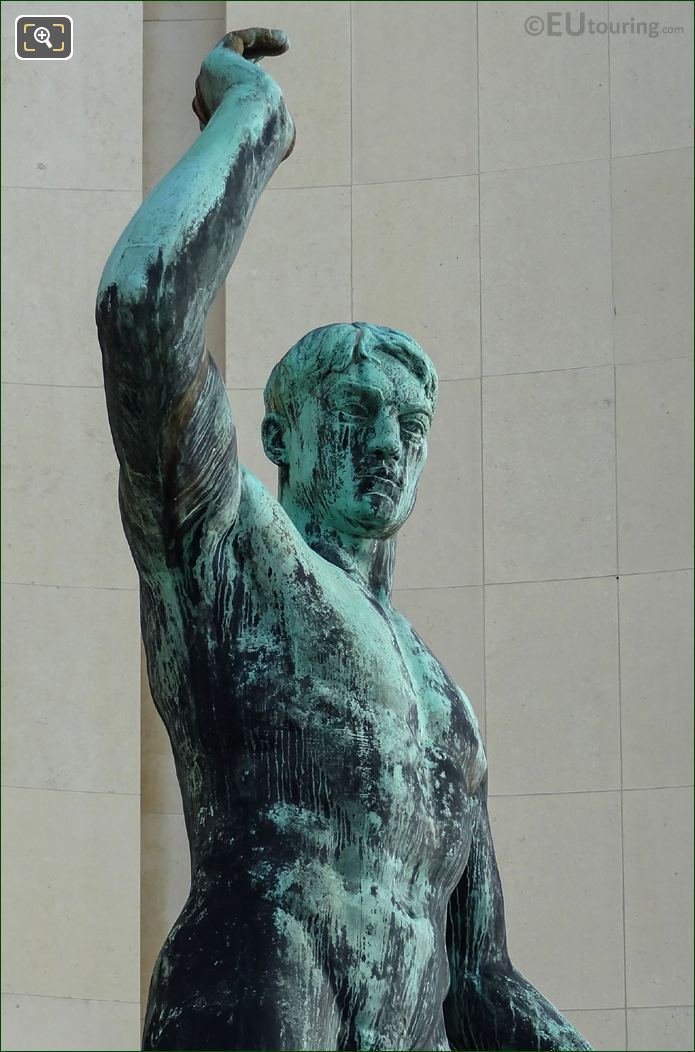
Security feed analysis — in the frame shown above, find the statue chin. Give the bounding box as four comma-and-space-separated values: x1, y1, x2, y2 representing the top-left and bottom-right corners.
335, 495, 413, 541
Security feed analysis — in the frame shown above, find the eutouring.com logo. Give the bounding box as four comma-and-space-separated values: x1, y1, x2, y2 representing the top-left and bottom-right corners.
524, 12, 685, 38
15, 15, 73, 60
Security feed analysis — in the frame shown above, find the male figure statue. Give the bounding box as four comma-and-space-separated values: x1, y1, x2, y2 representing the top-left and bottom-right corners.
97, 29, 591, 1052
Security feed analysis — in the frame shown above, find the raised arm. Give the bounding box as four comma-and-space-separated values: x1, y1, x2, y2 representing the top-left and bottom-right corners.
443, 779, 592, 1051
95, 29, 294, 569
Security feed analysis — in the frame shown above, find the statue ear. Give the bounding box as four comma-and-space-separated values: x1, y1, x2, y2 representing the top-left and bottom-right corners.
261, 412, 288, 466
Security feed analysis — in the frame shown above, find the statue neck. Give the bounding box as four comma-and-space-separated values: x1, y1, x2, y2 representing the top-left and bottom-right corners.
279, 486, 396, 604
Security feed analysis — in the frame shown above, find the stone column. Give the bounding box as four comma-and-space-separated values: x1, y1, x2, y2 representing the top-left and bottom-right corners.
1, 3, 143, 1050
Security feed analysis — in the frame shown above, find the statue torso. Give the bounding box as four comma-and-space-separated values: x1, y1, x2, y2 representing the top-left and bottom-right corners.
141, 471, 485, 1049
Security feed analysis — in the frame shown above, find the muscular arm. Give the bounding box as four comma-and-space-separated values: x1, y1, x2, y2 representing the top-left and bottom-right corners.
95, 30, 293, 569
443, 779, 592, 1051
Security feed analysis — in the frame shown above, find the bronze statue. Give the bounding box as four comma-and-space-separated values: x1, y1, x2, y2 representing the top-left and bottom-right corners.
96, 29, 591, 1052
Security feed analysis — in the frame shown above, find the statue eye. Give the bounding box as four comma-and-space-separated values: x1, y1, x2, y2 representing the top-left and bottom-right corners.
338, 401, 370, 422
400, 416, 428, 440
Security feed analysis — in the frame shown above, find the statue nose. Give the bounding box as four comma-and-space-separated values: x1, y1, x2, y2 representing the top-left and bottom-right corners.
368, 409, 401, 458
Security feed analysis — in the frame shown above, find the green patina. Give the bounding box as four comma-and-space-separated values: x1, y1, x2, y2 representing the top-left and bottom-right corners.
96, 28, 593, 1052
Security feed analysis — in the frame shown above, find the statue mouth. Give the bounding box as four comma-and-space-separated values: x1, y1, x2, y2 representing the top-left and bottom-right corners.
358, 472, 402, 495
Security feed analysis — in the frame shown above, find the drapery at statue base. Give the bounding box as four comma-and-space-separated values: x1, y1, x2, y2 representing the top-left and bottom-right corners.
96, 28, 592, 1052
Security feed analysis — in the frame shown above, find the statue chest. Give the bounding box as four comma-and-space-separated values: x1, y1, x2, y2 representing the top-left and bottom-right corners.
224, 559, 486, 834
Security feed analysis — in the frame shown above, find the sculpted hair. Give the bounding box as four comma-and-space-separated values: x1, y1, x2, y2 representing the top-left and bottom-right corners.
263, 322, 438, 424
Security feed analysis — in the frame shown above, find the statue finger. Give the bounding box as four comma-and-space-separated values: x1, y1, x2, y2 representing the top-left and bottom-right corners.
225, 27, 289, 61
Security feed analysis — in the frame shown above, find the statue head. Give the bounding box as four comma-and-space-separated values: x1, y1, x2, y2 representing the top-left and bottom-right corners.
262, 323, 438, 541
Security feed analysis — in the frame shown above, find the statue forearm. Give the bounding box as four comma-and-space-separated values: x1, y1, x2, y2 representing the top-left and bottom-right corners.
97, 81, 290, 351
445, 788, 592, 1052
95, 31, 293, 477
447, 965, 592, 1051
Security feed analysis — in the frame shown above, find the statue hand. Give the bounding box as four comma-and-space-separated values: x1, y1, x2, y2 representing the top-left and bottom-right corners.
193, 28, 295, 160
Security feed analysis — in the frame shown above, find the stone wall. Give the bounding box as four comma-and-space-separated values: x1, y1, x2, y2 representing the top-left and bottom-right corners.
3, 3, 693, 1050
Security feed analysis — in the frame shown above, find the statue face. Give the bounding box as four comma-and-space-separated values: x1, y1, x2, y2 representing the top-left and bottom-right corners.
284, 352, 433, 540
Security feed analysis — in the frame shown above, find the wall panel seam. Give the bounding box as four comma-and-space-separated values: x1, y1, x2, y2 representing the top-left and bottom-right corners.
2, 382, 105, 390
475, 1, 487, 742
484, 569, 694, 587
489, 786, 692, 799
0, 991, 141, 1006
2, 784, 140, 797
561, 1003, 695, 1012
0, 185, 142, 194
607, 6, 630, 1020
1, 580, 137, 593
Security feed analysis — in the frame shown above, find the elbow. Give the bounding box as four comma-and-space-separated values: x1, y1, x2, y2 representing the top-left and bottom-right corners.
95, 277, 143, 358
96, 242, 163, 318
95, 246, 171, 350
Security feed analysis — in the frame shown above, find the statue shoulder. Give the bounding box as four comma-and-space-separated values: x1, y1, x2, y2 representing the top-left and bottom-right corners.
456, 685, 487, 795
